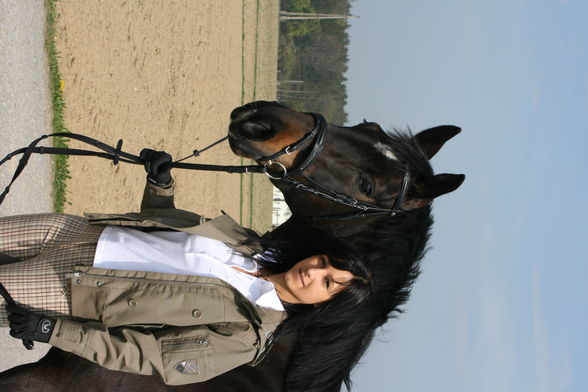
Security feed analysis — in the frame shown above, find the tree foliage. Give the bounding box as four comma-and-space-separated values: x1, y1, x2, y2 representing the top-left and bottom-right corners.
278, 0, 352, 124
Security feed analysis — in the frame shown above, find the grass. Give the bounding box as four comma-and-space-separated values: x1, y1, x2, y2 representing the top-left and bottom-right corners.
45, 0, 70, 213
240, 0, 262, 227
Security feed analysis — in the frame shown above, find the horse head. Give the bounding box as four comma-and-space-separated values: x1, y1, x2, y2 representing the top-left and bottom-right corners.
228, 100, 465, 224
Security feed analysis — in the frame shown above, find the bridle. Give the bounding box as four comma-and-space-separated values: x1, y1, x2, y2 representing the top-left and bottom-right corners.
0, 114, 411, 220
254, 113, 412, 221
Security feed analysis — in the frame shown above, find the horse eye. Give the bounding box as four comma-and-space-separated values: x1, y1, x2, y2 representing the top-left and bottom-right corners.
360, 177, 374, 196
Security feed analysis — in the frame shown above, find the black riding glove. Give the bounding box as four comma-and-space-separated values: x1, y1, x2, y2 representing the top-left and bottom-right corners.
139, 149, 173, 188
6, 302, 56, 346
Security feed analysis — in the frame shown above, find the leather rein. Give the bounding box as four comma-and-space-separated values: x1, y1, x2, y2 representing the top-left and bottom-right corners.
0, 113, 410, 220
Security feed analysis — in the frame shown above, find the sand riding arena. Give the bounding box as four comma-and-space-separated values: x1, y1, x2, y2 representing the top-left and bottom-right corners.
56, 0, 279, 233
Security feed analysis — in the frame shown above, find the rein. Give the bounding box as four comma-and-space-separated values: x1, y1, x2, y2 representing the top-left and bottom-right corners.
0, 113, 410, 219
0, 132, 265, 206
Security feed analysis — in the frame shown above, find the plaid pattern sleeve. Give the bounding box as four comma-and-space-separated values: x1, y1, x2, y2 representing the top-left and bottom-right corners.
0, 214, 103, 326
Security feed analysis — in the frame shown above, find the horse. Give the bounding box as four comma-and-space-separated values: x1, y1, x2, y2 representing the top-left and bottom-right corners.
228, 100, 463, 236
0, 101, 464, 391
228, 100, 463, 312
228, 100, 464, 390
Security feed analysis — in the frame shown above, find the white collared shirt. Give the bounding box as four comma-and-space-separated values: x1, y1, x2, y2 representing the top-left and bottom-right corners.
93, 226, 284, 311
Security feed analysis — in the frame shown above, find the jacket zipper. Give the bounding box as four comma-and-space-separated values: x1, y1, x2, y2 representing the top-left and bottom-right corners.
162, 338, 209, 350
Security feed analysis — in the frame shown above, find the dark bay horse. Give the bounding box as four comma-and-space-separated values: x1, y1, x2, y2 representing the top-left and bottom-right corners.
227, 101, 464, 390
229, 100, 464, 313
228, 101, 464, 237
0, 101, 464, 391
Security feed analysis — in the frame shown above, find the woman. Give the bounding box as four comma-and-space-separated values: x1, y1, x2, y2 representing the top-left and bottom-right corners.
0, 150, 371, 385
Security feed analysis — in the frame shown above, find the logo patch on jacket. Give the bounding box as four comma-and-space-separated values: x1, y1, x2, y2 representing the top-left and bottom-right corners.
174, 360, 199, 374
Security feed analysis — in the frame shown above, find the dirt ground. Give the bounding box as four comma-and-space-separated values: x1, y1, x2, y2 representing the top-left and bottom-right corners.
55, 0, 279, 234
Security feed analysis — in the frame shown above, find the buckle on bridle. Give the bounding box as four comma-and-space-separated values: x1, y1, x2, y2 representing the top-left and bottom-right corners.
263, 161, 287, 180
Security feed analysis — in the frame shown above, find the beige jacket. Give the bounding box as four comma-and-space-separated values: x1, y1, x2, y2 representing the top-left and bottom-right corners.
49, 182, 285, 385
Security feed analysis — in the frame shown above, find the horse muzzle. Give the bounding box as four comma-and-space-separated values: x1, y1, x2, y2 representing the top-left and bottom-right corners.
228, 105, 280, 145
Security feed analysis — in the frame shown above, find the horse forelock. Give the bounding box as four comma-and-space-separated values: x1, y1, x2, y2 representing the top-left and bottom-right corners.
374, 142, 398, 161
385, 129, 434, 180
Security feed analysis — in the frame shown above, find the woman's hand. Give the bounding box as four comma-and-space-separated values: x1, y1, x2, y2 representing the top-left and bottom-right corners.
139, 149, 173, 188
6, 302, 55, 349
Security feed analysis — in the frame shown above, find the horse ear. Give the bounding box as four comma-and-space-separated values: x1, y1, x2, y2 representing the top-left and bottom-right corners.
414, 125, 461, 159
402, 174, 465, 209
416, 173, 465, 199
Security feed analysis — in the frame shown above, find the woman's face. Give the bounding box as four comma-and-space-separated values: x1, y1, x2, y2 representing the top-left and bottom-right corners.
281, 255, 355, 305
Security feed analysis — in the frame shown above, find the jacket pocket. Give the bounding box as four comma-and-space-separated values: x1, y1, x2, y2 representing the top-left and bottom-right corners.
70, 277, 110, 321
160, 335, 213, 385
102, 282, 227, 327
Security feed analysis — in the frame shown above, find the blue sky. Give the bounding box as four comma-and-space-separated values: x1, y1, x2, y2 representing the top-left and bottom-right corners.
344, 1, 587, 391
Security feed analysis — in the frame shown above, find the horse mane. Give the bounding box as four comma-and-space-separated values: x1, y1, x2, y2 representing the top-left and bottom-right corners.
350, 205, 433, 320
283, 207, 433, 391
282, 129, 437, 391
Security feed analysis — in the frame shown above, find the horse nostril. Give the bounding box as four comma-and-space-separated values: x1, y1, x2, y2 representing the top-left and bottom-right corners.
230, 106, 248, 121
230, 102, 262, 120
242, 120, 272, 140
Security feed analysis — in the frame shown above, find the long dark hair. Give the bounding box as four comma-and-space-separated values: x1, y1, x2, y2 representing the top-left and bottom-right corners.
242, 204, 432, 391
264, 214, 431, 391
254, 226, 373, 323
240, 227, 373, 391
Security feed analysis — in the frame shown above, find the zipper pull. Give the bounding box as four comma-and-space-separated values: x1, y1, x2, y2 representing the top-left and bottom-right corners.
73, 271, 86, 277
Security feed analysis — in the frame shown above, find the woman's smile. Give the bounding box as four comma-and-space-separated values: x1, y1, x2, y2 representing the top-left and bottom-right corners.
268, 255, 355, 305
298, 269, 305, 287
